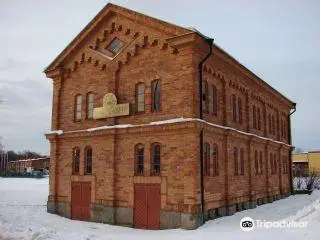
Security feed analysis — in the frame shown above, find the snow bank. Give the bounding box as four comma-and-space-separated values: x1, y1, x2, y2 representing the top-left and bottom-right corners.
0, 178, 319, 239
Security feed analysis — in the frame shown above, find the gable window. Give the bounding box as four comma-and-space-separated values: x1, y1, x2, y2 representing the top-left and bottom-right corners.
87, 93, 94, 119
151, 143, 161, 175
238, 97, 242, 123
107, 38, 124, 53
234, 147, 238, 175
84, 147, 92, 175
204, 142, 210, 176
72, 148, 80, 175
212, 84, 218, 115
135, 144, 144, 175
231, 94, 236, 121
202, 80, 209, 113
152, 80, 161, 112
212, 144, 219, 176
136, 83, 145, 113
75, 95, 82, 121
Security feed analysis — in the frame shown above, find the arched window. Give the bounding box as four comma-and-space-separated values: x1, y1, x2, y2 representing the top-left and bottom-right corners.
234, 147, 238, 175
75, 95, 82, 121
257, 107, 261, 130
151, 143, 161, 175
72, 148, 80, 175
212, 144, 219, 176
259, 151, 263, 174
231, 94, 237, 121
202, 80, 209, 113
272, 115, 275, 135
255, 150, 258, 174
268, 114, 272, 134
203, 142, 210, 176
253, 106, 256, 129
212, 84, 217, 115
84, 147, 92, 175
270, 153, 274, 174
87, 93, 94, 119
240, 148, 244, 175
152, 80, 161, 112
238, 97, 242, 123
135, 144, 144, 175
136, 83, 145, 113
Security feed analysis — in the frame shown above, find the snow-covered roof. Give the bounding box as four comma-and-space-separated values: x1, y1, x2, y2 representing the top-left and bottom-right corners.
9, 157, 50, 163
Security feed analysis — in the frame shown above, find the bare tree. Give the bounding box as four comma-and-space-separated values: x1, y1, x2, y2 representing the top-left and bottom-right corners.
0, 137, 4, 153
306, 169, 320, 190
296, 176, 304, 189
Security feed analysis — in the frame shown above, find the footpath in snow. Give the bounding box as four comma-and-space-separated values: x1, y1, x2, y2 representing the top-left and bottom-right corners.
0, 177, 319, 240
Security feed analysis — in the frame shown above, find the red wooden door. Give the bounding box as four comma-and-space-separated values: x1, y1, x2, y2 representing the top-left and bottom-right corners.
80, 182, 91, 220
147, 184, 160, 229
134, 184, 160, 229
71, 182, 82, 220
71, 182, 91, 221
134, 184, 148, 229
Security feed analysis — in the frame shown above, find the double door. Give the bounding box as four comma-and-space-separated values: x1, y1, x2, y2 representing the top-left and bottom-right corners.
134, 184, 160, 229
71, 182, 91, 221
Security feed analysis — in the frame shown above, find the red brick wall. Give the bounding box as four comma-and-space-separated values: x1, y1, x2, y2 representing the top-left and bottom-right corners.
46, 8, 294, 221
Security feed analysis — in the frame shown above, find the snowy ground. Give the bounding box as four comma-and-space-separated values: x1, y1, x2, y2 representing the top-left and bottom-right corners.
0, 178, 319, 240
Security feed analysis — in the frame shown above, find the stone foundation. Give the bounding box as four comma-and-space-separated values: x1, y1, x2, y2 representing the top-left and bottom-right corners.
47, 201, 71, 219
227, 205, 236, 215
48, 195, 291, 229
181, 212, 203, 229
248, 200, 257, 208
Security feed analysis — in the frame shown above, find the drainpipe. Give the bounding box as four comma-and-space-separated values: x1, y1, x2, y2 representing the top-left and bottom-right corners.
288, 103, 296, 195
199, 37, 213, 224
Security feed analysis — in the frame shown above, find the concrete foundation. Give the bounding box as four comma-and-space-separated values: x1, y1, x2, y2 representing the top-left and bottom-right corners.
115, 207, 133, 227
56, 202, 71, 219
47, 201, 56, 214
181, 212, 203, 229
160, 211, 181, 229
90, 204, 115, 224
227, 205, 236, 215
217, 206, 227, 217
248, 200, 257, 208
48, 195, 291, 229
268, 196, 274, 203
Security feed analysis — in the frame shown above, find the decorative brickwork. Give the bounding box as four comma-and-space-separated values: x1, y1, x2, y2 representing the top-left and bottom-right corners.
45, 3, 295, 229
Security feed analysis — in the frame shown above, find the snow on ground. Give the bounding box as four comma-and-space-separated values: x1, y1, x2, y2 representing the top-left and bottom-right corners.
0, 177, 319, 240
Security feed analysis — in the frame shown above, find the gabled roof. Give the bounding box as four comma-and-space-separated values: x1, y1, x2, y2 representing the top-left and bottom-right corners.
45, 3, 295, 107
44, 3, 190, 72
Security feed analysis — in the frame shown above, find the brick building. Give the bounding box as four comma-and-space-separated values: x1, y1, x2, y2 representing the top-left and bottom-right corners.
8, 157, 50, 173
45, 4, 296, 229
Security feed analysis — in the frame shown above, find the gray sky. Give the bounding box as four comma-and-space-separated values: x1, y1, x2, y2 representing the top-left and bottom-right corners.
0, 0, 319, 155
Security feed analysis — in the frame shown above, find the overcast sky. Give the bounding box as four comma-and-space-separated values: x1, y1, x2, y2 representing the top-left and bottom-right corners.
0, 0, 319, 155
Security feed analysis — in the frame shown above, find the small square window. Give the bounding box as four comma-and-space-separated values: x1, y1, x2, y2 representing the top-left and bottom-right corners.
107, 38, 124, 53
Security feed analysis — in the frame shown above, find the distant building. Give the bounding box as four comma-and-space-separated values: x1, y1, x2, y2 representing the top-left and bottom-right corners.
8, 157, 50, 173
292, 152, 320, 176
